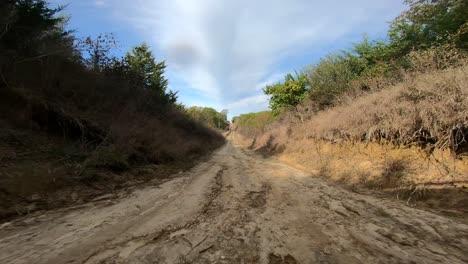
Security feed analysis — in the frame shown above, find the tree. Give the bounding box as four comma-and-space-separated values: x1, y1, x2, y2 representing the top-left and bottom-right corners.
233, 111, 275, 136
388, 0, 468, 56
305, 54, 359, 110
263, 72, 309, 115
80, 33, 117, 71
186, 107, 229, 129
0, 0, 71, 57
125, 43, 176, 104
220, 109, 229, 126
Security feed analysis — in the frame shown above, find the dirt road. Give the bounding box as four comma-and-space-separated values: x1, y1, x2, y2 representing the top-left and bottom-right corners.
1, 140, 467, 264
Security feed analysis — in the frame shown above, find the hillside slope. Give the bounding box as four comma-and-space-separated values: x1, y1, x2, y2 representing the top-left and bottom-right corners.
235, 64, 468, 216
0, 1, 225, 221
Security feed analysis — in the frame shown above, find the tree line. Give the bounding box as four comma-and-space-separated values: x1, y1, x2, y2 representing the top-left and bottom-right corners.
0, 0, 226, 170
0, 0, 229, 128
185, 107, 229, 130
232, 111, 276, 137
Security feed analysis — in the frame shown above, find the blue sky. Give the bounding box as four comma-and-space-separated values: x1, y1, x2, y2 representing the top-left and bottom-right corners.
53, 0, 406, 118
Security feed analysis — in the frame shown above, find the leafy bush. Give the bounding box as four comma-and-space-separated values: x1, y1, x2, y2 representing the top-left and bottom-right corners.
263, 72, 309, 115
261, 0, 468, 117
233, 111, 275, 137
186, 107, 229, 130
388, 0, 468, 56
306, 55, 357, 110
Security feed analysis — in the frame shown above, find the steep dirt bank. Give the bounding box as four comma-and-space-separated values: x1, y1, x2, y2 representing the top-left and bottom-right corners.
232, 64, 468, 217
233, 131, 468, 218
1, 139, 467, 263
0, 35, 224, 222
0, 118, 223, 222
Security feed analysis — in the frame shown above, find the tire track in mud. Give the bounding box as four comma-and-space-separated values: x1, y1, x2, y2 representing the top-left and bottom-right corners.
83, 163, 269, 263
265, 174, 468, 263
83, 165, 230, 263
183, 167, 272, 263
197, 165, 228, 217
2, 141, 468, 264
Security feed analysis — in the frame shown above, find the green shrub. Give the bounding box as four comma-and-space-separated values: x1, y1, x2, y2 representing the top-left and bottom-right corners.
263, 0, 468, 114
263, 72, 309, 115
233, 111, 275, 137
306, 54, 356, 110
186, 107, 228, 129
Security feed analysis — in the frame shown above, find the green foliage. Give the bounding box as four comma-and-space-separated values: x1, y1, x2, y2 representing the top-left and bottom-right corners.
388, 0, 468, 56
306, 54, 359, 110
125, 43, 177, 104
125, 43, 167, 91
346, 37, 398, 76
0, 1, 226, 169
186, 106, 228, 129
0, 0, 72, 58
262, 0, 468, 114
351, 37, 391, 63
263, 72, 309, 115
0, 1, 177, 112
233, 111, 275, 136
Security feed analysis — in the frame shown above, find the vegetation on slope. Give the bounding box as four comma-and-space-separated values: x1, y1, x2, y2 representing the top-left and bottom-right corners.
0, 1, 224, 220
231, 111, 276, 138
233, 0, 468, 212
185, 107, 229, 130
262, 0, 468, 114
236, 0, 468, 155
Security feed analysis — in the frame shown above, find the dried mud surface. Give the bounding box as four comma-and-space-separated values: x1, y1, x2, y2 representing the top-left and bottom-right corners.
1, 139, 467, 263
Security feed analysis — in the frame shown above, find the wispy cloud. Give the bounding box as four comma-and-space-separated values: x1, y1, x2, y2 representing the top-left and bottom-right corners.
99, 0, 404, 115
94, 0, 106, 7
255, 72, 287, 91
226, 94, 270, 114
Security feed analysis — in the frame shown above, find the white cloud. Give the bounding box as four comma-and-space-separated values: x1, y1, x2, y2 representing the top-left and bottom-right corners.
226, 94, 270, 117
255, 72, 287, 91
94, 0, 106, 7
107, 0, 404, 114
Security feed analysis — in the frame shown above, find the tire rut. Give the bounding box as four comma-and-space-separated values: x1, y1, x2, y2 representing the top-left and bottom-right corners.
1, 142, 468, 264
84, 165, 231, 263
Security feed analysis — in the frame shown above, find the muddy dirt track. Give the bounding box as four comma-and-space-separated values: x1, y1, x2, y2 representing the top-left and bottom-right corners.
1, 139, 468, 264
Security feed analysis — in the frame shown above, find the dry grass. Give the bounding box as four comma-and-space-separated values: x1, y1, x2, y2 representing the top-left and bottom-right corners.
295, 63, 468, 156
236, 60, 468, 213
365, 158, 409, 190
1, 55, 225, 165
0, 55, 225, 221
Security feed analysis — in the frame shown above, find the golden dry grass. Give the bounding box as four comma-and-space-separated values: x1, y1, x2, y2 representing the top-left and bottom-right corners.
0, 55, 225, 220
302, 64, 468, 154
237, 62, 468, 214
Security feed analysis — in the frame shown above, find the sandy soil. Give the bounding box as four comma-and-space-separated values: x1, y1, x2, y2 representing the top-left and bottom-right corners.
0, 139, 467, 264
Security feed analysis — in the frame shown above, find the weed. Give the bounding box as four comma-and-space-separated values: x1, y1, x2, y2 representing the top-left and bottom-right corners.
380, 158, 408, 188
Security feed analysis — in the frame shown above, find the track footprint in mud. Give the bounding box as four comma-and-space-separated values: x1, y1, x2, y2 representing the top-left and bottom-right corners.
246, 183, 271, 210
